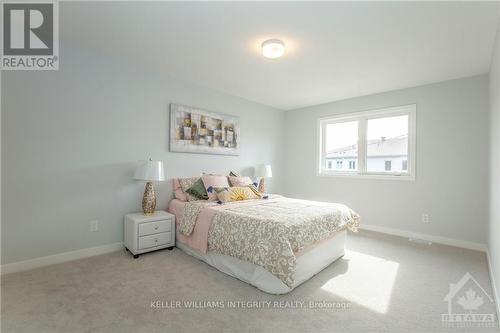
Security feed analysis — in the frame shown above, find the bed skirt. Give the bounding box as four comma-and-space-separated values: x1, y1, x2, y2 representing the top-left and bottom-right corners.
175, 229, 346, 294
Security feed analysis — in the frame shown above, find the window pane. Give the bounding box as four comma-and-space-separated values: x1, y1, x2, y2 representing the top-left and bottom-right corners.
324, 121, 358, 171
367, 115, 408, 173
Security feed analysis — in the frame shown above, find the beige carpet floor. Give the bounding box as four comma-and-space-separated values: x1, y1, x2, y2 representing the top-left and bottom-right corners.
1, 230, 499, 333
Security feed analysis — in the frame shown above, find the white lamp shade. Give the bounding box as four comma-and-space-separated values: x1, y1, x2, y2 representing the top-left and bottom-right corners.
255, 164, 272, 178
134, 160, 165, 181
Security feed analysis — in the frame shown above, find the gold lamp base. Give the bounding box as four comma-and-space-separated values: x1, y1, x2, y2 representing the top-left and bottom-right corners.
258, 178, 266, 193
142, 182, 157, 215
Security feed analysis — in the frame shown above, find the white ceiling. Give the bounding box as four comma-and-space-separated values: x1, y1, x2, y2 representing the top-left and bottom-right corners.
62, 2, 499, 110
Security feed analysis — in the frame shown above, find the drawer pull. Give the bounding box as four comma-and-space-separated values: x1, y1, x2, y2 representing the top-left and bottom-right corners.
138, 221, 171, 236
138, 231, 171, 250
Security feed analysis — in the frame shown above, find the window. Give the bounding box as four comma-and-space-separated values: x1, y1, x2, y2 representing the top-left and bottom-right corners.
318, 104, 416, 180
327, 161, 332, 169
367, 115, 408, 173
323, 120, 358, 172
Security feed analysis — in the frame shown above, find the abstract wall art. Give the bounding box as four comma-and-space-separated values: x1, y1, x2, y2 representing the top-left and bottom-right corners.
169, 103, 240, 155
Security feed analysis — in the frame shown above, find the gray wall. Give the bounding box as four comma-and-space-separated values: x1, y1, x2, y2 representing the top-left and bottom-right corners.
1, 30, 494, 267
1, 45, 285, 264
284, 75, 490, 244
489, 18, 500, 312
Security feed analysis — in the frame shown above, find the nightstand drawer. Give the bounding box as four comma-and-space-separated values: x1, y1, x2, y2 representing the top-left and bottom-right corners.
138, 232, 172, 250
124, 211, 175, 257
138, 219, 171, 236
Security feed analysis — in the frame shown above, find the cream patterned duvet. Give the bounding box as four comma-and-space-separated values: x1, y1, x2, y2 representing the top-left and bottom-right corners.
178, 197, 360, 287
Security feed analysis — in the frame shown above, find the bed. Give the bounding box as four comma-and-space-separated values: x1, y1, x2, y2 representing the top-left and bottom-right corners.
168, 195, 359, 294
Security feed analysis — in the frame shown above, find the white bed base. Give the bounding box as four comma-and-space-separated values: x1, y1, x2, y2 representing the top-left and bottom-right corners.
175, 230, 347, 294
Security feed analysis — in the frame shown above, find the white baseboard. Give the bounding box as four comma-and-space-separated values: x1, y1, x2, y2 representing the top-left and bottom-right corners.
360, 223, 487, 252
1, 242, 124, 275
486, 249, 500, 322
0, 225, 487, 275
361, 224, 499, 318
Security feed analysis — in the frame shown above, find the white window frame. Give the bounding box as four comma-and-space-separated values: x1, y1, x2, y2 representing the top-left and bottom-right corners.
317, 104, 416, 181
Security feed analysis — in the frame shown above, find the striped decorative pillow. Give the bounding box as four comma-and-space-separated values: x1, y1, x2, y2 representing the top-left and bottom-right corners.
229, 171, 261, 195
215, 186, 261, 203
202, 175, 230, 201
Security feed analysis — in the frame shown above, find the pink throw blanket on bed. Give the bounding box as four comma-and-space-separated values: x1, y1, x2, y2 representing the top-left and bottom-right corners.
168, 199, 214, 253
169, 198, 282, 253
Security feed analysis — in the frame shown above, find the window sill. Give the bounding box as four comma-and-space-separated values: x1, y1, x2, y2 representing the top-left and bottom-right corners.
317, 171, 415, 181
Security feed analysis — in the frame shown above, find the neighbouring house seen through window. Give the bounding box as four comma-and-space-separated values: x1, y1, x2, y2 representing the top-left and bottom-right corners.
385, 160, 392, 171
318, 104, 416, 179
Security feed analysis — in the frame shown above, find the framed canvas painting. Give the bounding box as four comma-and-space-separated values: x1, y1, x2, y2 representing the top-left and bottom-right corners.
169, 103, 240, 156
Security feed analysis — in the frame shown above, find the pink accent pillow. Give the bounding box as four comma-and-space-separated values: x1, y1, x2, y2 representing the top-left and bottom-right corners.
228, 176, 253, 187
201, 175, 230, 201
173, 178, 188, 201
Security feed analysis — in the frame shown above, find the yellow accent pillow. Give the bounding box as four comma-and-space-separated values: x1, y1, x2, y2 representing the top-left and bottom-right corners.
215, 186, 261, 203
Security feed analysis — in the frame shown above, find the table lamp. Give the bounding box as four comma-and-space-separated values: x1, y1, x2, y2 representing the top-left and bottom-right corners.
134, 159, 165, 215
255, 164, 272, 193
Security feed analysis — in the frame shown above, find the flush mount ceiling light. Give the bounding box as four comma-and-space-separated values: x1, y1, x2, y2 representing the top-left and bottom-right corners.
261, 39, 285, 59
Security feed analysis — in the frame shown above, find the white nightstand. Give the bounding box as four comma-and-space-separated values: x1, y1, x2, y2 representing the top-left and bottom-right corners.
124, 211, 175, 258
